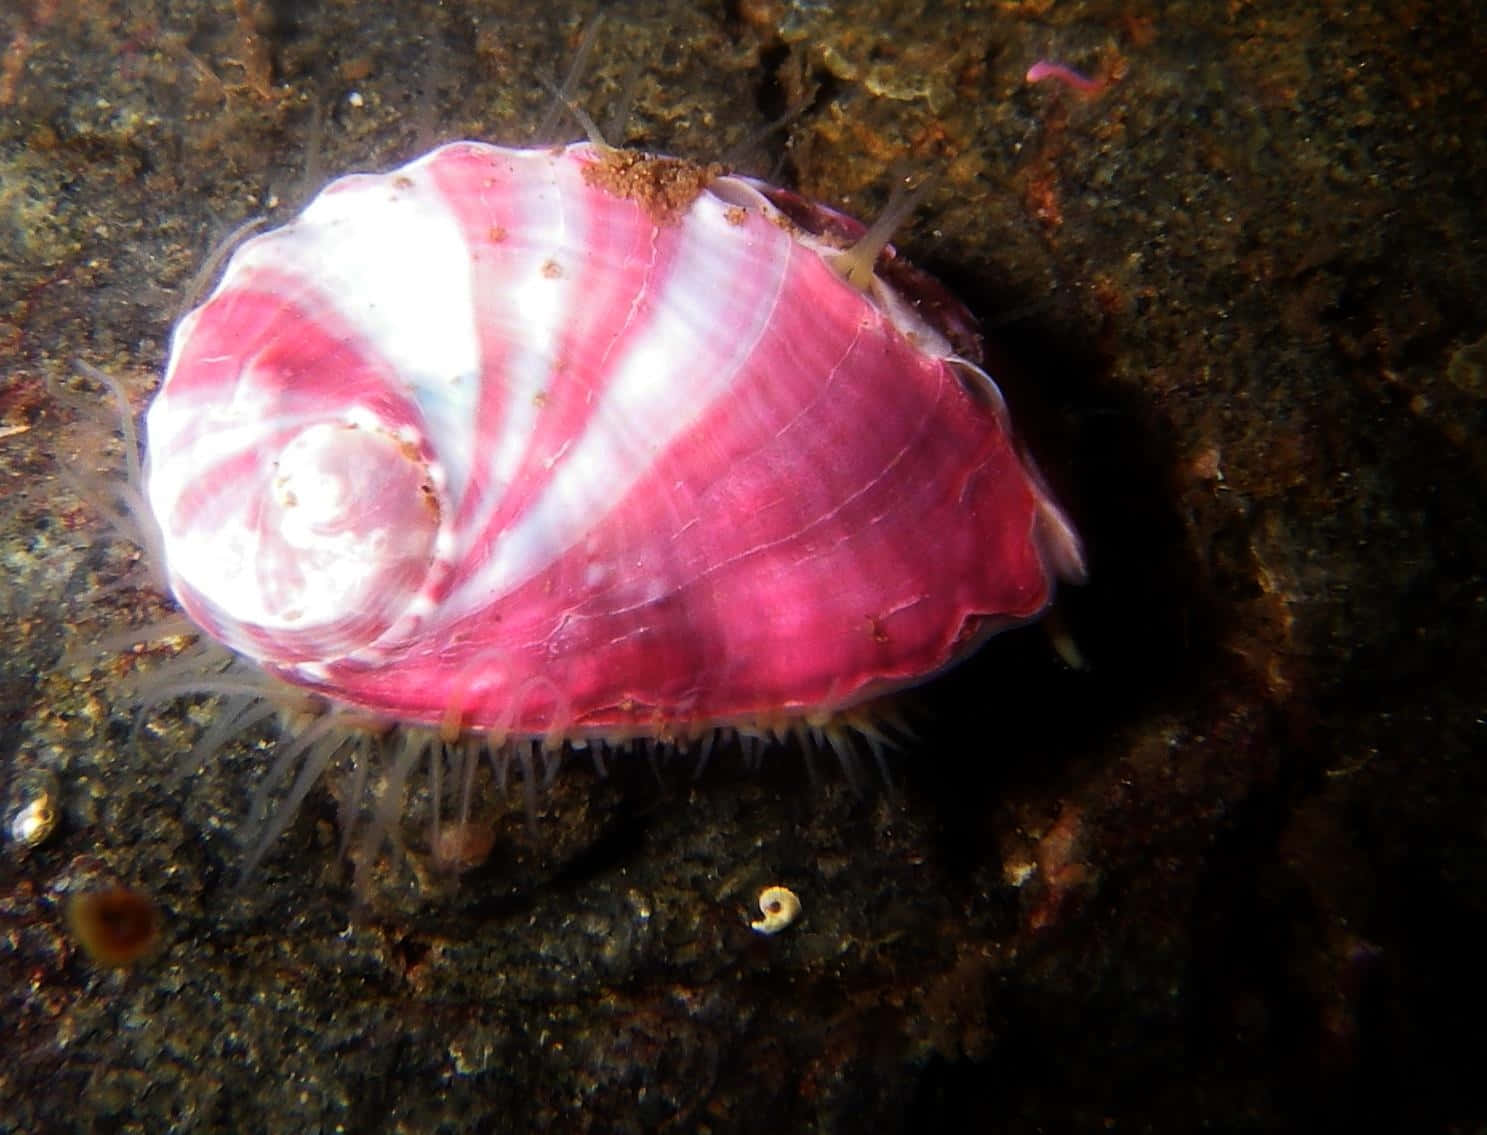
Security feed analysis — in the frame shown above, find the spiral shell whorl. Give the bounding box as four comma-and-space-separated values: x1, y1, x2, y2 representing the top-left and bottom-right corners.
145, 405, 444, 664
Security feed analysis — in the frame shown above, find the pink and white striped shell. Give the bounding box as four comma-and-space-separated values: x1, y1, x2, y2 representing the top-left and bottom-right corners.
145, 141, 1084, 739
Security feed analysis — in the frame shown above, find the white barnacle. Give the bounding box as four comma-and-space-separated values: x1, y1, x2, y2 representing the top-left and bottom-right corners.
749, 884, 802, 935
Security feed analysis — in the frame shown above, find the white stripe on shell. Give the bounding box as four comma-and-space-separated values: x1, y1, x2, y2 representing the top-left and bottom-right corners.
446, 184, 794, 611
230, 154, 485, 504
444, 148, 589, 560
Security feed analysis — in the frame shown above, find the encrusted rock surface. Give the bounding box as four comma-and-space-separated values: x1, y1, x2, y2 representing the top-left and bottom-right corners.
2, 1, 1483, 1130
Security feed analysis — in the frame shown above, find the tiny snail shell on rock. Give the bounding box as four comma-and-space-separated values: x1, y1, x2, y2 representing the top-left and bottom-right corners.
7, 768, 61, 851
749, 885, 803, 935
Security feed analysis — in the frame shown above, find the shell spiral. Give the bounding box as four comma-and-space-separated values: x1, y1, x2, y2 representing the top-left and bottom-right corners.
146, 142, 1083, 737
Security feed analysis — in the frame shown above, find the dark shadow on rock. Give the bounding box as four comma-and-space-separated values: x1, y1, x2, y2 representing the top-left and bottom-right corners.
894, 281, 1222, 877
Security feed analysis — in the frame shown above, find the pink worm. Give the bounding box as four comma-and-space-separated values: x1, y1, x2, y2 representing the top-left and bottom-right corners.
1026, 60, 1104, 94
